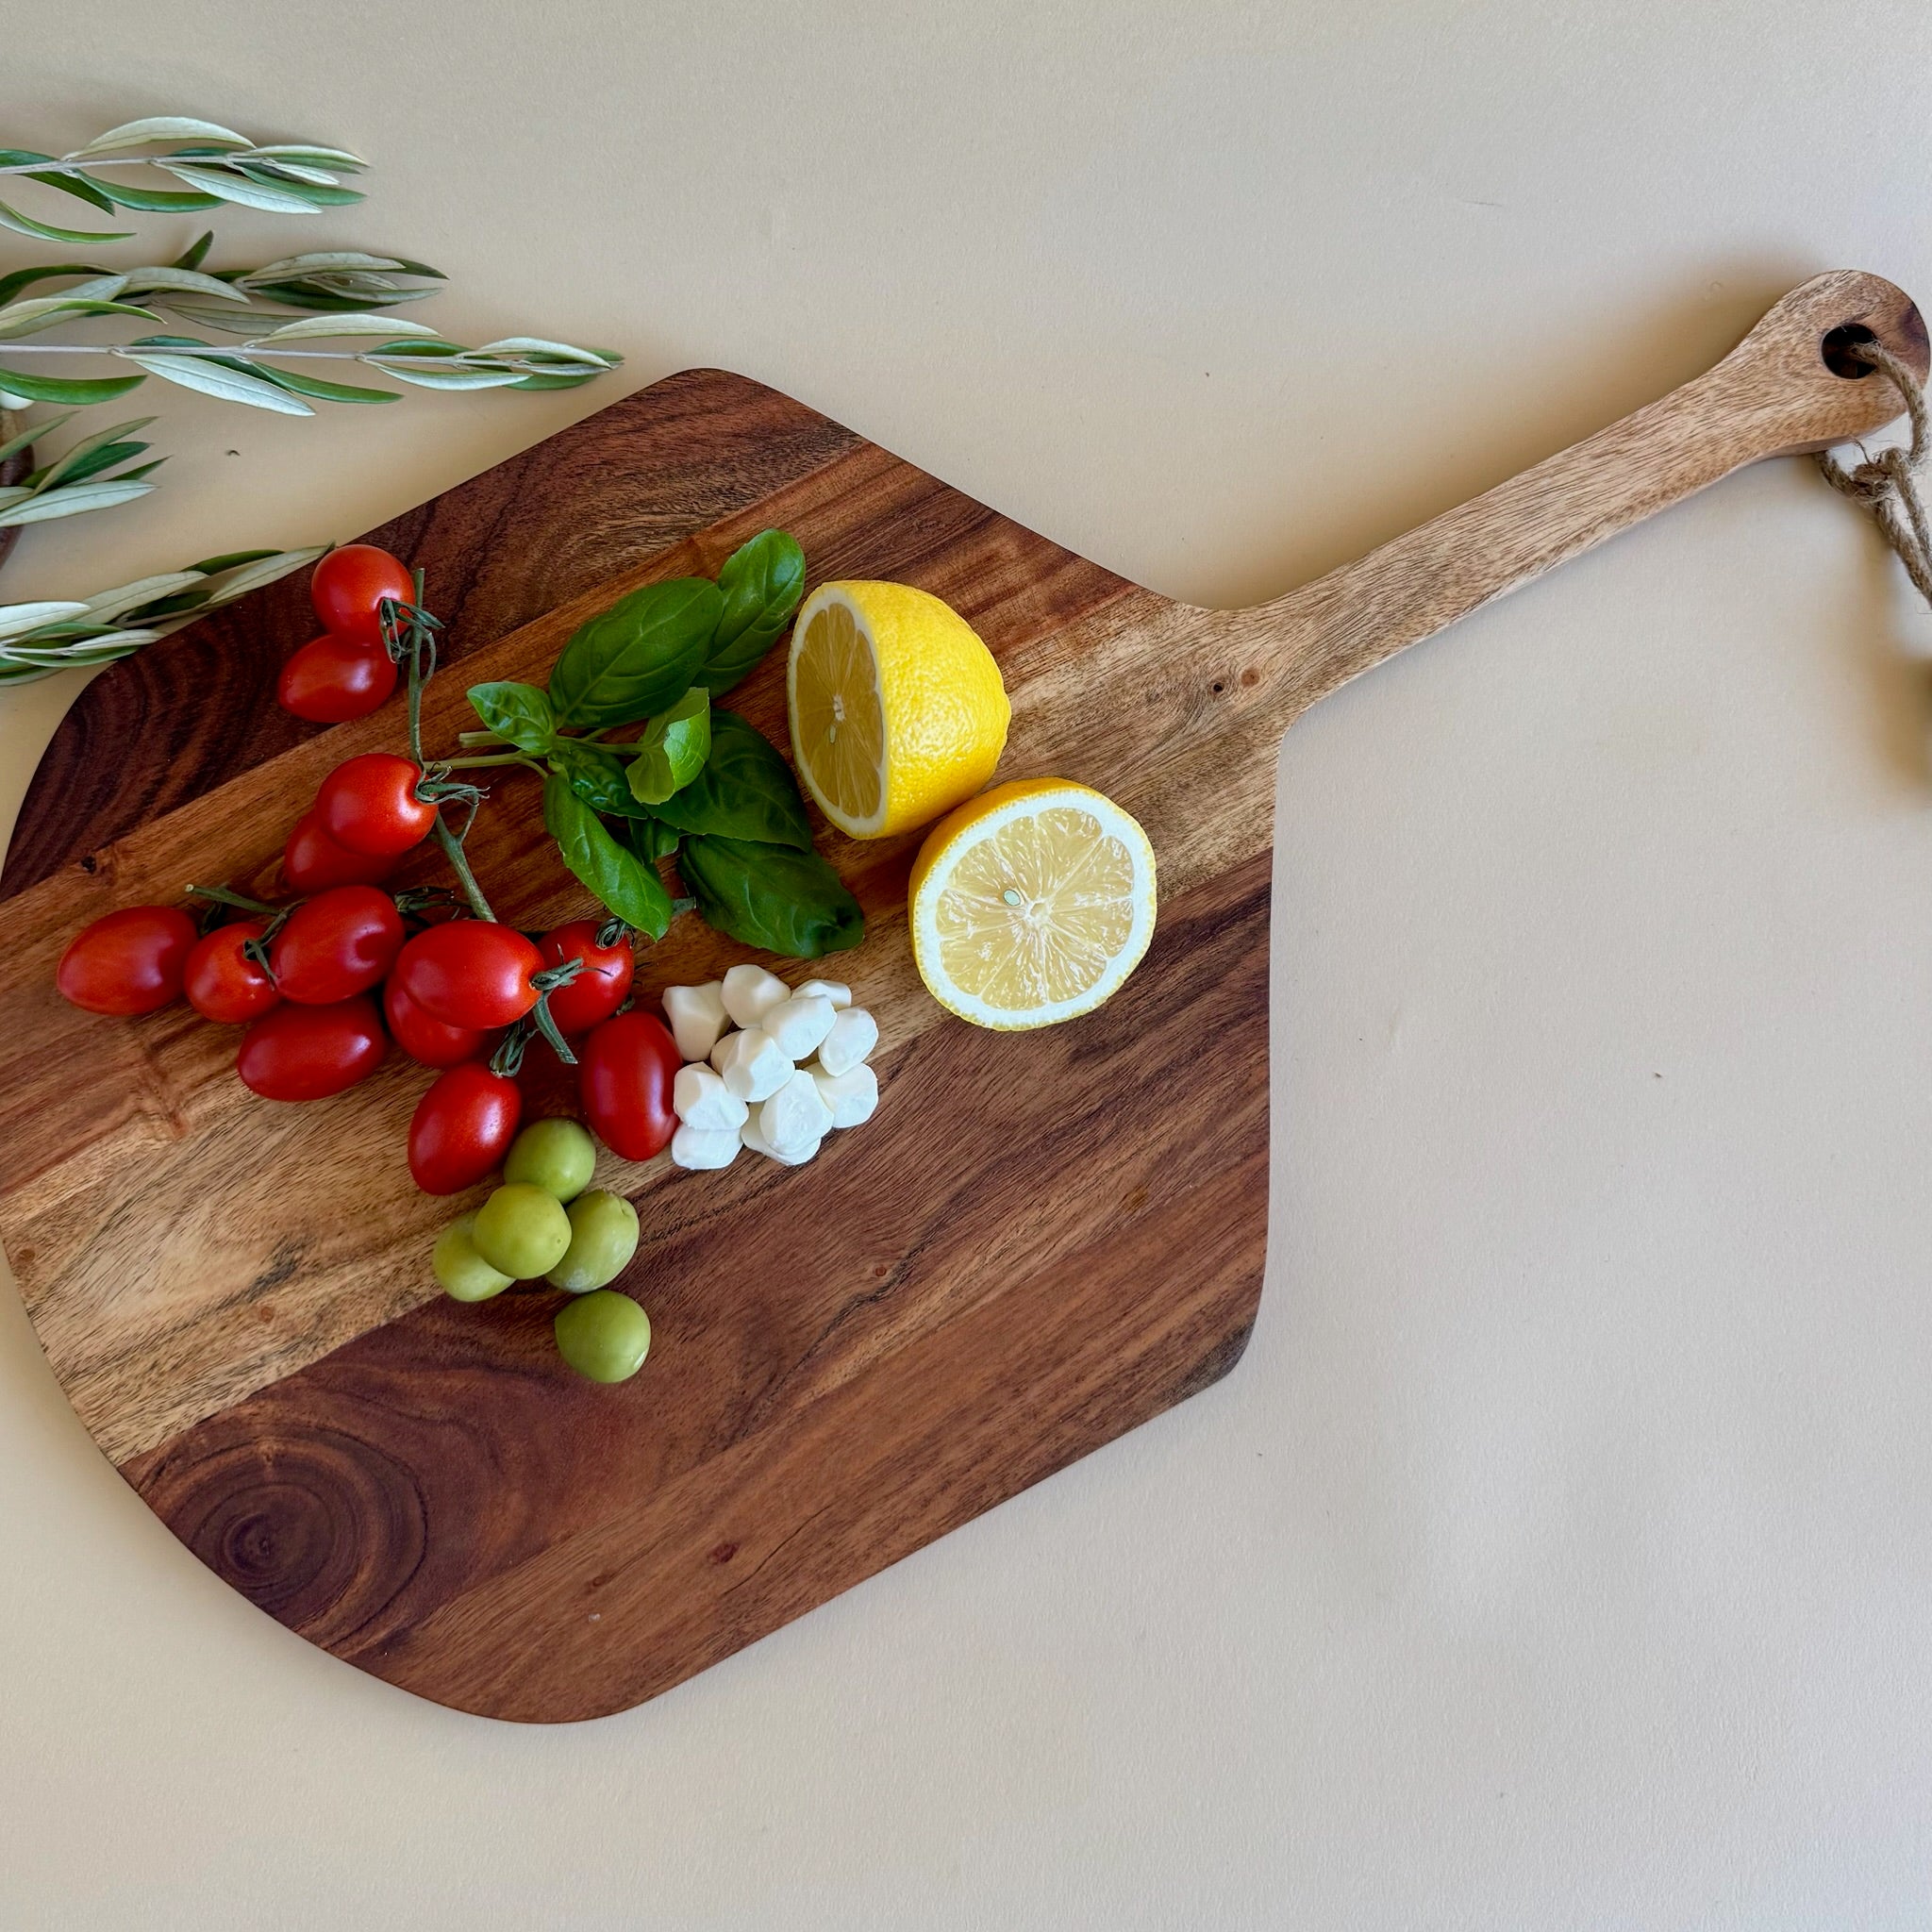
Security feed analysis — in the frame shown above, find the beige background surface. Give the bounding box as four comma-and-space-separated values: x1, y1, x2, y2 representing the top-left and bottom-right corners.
6, 3, 1932, 1925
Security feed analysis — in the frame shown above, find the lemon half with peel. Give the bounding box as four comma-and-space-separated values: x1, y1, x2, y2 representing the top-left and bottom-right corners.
788, 580, 1010, 839
909, 778, 1158, 1029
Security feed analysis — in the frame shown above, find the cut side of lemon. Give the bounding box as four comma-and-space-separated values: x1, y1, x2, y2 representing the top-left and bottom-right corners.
909, 778, 1158, 1030
788, 580, 1010, 840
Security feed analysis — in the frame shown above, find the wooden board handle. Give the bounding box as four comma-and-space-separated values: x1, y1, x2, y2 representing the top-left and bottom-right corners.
1229, 270, 1929, 724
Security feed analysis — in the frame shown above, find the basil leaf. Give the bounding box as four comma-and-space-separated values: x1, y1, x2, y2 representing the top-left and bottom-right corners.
628, 686, 711, 807
467, 679, 555, 753
651, 708, 813, 850
701, 529, 806, 694
677, 834, 862, 958
548, 576, 721, 729
622, 814, 681, 864
542, 770, 674, 939
548, 738, 653, 818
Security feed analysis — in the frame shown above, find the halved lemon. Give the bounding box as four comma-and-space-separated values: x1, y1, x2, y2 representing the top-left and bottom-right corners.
787, 580, 1010, 839
908, 778, 1158, 1030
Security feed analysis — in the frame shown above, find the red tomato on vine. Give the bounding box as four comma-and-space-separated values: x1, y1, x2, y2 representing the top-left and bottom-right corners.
56, 906, 197, 1016
282, 810, 406, 893
578, 1009, 680, 1161
317, 753, 438, 858
538, 920, 635, 1035
309, 544, 414, 644
408, 1061, 523, 1194
267, 887, 406, 1005
392, 921, 547, 1030
237, 996, 387, 1101
384, 977, 493, 1069
183, 921, 279, 1024
278, 633, 397, 724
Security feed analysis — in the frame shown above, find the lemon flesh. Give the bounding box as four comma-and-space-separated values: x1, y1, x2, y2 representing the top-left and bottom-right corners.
909, 779, 1158, 1029
788, 581, 1009, 840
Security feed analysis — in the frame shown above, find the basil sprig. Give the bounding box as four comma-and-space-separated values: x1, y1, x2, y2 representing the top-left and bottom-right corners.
464, 527, 858, 958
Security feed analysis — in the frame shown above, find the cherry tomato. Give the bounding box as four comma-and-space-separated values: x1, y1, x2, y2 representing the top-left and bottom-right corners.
578, 1008, 680, 1161
309, 544, 414, 644
56, 906, 196, 1016
317, 752, 438, 858
277, 633, 398, 724
267, 886, 405, 1005
538, 919, 636, 1035
384, 976, 492, 1068
183, 920, 280, 1024
408, 1061, 524, 1195
237, 994, 386, 1101
392, 921, 545, 1029
281, 808, 407, 893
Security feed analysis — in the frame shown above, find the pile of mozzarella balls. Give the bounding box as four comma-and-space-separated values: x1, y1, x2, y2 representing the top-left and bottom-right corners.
664, 963, 879, 1171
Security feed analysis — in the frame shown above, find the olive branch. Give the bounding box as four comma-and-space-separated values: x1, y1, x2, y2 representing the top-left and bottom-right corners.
0, 116, 369, 242
0, 310, 620, 414
0, 232, 446, 329
0, 112, 624, 682
0, 547, 327, 684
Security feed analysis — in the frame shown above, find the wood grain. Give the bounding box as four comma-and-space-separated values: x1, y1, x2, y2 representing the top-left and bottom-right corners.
0, 272, 1921, 1721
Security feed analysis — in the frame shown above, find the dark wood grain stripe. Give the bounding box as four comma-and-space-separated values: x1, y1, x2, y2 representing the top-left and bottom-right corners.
376, 1139, 1263, 1723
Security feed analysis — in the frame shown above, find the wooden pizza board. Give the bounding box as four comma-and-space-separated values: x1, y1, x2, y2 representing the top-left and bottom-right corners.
0, 272, 1918, 1721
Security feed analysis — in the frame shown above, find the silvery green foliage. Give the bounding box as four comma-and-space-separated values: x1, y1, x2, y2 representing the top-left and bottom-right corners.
0, 546, 326, 682
0, 117, 369, 242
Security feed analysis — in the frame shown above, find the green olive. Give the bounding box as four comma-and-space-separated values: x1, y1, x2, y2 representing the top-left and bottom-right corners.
472, 1182, 574, 1279
545, 1188, 641, 1292
554, 1289, 651, 1383
433, 1212, 514, 1303
504, 1117, 598, 1203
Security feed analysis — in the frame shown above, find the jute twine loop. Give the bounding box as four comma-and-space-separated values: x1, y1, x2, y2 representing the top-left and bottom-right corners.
1816, 340, 1932, 608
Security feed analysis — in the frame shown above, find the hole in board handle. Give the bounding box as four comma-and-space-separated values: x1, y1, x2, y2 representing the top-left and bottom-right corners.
1822, 323, 1880, 379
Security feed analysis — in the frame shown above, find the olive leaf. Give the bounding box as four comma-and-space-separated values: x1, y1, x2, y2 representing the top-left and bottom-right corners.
649, 708, 812, 850
542, 770, 674, 940
702, 528, 806, 694
467, 679, 555, 754
0, 367, 144, 406
627, 685, 711, 806
677, 834, 863, 958
548, 738, 652, 818
547, 577, 721, 730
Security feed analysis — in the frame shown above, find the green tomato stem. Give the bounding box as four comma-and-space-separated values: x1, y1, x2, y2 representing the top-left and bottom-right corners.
184, 881, 282, 917
431, 809, 496, 923
441, 751, 544, 772
529, 990, 578, 1066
